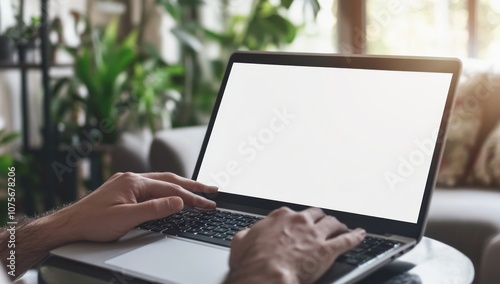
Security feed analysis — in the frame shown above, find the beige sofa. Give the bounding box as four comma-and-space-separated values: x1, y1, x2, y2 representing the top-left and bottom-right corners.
424, 59, 500, 284
113, 59, 500, 283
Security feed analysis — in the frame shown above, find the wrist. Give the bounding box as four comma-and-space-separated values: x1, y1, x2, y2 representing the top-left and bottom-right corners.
21, 207, 81, 252
41, 206, 81, 246
0, 208, 81, 276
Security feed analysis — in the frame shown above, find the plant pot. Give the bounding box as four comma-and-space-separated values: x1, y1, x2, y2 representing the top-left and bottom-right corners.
17, 40, 37, 63
0, 35, 14, 63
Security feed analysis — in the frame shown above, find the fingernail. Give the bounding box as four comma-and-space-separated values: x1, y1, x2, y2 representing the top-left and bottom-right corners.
355, 228, 366, 236
196, 201, 216, 210
172, 197, 184, 211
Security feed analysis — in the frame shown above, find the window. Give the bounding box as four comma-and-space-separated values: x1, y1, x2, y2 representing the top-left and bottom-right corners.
477, 0, 500, 60
285, 0, 339, 53
366, 0, 468, 58
338, 0, 500, 61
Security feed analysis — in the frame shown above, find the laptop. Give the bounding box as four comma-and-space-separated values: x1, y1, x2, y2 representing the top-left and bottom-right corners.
51, 51, 461, 283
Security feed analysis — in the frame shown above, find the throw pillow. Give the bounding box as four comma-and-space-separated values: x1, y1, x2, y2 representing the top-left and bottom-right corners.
470, 121, 500, 188
436, 74, 487, 187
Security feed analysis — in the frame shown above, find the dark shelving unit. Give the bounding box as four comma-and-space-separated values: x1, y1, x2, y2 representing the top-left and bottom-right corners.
40, 0, 56, 211
0, 0, 71, 214
2, 0, 111, 214
0, 63, 72, 69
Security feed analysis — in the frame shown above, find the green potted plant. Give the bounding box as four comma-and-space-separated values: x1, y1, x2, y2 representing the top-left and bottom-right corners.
156, 0, 320, 126
0, 129, 20, 224
0, 3, 15, 63
4, 16, 40, 48
51, 13, 185, 188
0, 128, 40, 218
53, 13, 184, 142
125, 57, 184, 133
4, 0, 41, 63
52, 15, 137, 145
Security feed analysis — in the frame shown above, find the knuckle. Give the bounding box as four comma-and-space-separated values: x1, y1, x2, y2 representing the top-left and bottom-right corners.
149, 200, 163, 217
309, 207, 324, 215
170, 183, 184, 192
164, 172, 176, 180
345, 234, 359, 247
270, 206, 293, 217
325, 215, 339, 224
291, 212, 309, 224
111, 172, 123, 179
339, 223, 348, 232
340, 233, 361, 249
122, 172, 137, 179
192, 196, 207, 207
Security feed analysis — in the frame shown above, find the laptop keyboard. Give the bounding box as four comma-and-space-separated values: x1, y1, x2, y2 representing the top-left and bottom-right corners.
336, 236, 401, 266
138, 209, 401, 265
138, 208, 263, 247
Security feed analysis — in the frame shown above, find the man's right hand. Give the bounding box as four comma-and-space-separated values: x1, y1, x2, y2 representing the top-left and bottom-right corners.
226, 207, 365, 284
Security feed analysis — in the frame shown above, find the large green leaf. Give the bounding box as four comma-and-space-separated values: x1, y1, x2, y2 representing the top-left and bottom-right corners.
157, 0, 181, 20
265, 14, 297, 43
0, 156, 13, 176
102, 17, 119, 47
171, 27, 203, 52
0, 132, 20, 145
304, 0, 321, 19
280, 0, 293, 9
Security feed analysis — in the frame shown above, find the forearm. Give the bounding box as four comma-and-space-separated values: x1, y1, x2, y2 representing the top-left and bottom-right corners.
0, 208, 78, 279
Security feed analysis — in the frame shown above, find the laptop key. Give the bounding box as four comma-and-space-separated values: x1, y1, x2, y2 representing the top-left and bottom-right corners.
199, 231, 216, 237
336, 236, 401, 267
138, 208, 262, 247
162, 228, 182, 235
214, 228, 228, 233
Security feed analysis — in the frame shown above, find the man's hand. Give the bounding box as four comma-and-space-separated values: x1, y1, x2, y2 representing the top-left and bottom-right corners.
226, 207, 365, 284
59, 172, 218, 242
0, 172, 217, 277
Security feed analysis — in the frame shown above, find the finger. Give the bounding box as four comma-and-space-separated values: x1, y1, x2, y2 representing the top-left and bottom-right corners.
121, 196, 185, 225
325, 229, 366, 258
108, 172, 124, 182
233, 228, 250, 243
301, 207, 326, 223
229, 228, 250, 268
136, 178, 217, 209
315, 216, 349, 238
268, 206, 294, 218
141, 172, 218, 193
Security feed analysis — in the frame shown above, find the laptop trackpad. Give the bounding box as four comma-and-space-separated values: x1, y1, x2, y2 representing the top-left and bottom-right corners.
105, 237, 230, 284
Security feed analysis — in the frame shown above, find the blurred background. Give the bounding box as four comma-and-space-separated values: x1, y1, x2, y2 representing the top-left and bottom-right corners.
0, 0, 499, 217
2, 2, 500, 283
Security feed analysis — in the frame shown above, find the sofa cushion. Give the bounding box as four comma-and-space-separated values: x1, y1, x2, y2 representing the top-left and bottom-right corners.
110, 129, 153, 173
149, 126, 207, 177
470, 117, 500, 188
437, 74, 486, 187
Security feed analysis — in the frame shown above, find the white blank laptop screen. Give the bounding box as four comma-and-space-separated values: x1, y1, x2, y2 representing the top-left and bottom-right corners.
197, 62, 453, 223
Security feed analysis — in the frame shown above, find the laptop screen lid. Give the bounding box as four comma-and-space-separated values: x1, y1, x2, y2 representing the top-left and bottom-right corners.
193, 51, 461, 241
